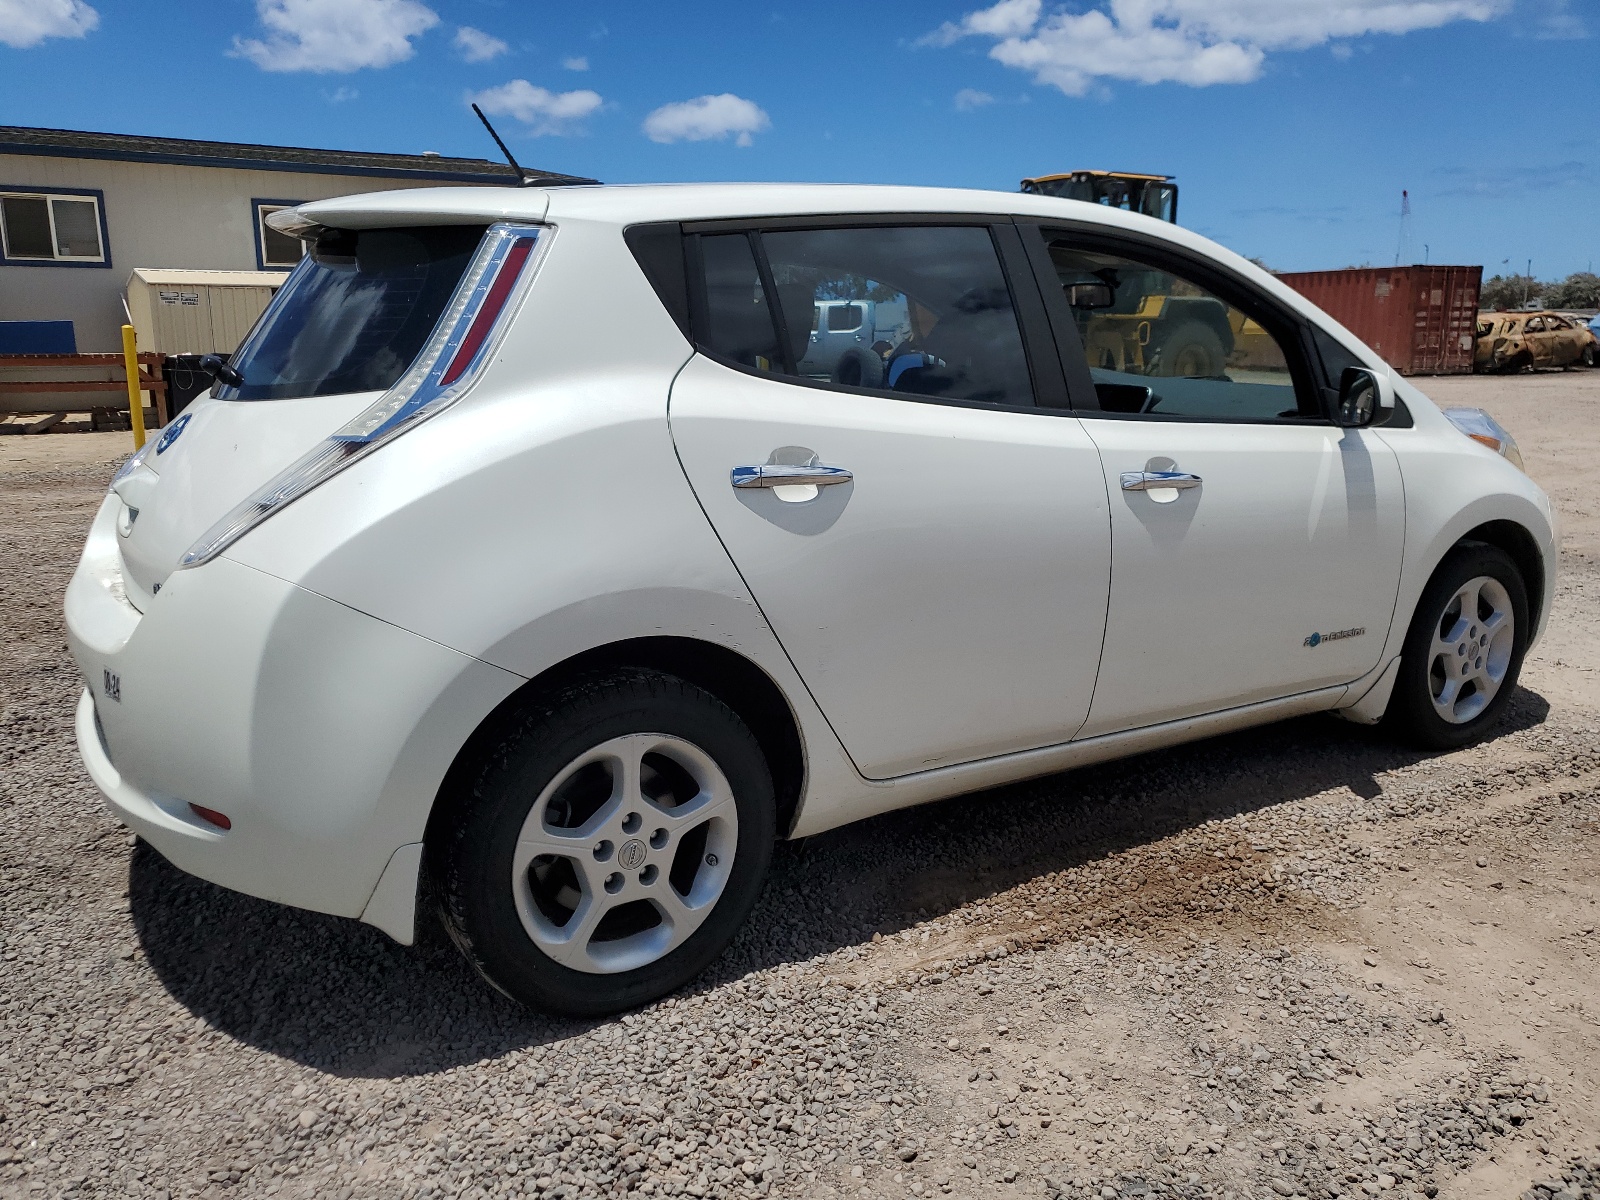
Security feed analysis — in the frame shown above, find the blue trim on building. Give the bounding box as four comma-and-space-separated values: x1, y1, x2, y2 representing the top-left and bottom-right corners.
0, 183, 113, 270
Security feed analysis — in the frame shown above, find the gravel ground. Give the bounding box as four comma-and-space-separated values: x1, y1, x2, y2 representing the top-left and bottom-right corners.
2, 370, 1598, 1200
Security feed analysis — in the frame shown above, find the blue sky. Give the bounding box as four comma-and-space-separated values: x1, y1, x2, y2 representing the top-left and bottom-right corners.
2, 0, 1595, 277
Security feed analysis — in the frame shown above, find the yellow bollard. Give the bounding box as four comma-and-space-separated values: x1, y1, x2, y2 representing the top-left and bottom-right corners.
121, 324, 146, 451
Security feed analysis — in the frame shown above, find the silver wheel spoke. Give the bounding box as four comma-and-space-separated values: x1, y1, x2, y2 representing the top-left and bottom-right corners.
611, 741, 645, 810
657, 780, 737, 833
512, 824, 593, 881
539, 893, 615, 971
653, 881, 714, 942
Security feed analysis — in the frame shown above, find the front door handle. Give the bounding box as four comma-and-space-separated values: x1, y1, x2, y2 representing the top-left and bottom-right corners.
1120, 470, 1202, 492
731, 463, 853, 489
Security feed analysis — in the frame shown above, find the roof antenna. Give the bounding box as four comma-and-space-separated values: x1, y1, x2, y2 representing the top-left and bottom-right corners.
472, 103, 526, 185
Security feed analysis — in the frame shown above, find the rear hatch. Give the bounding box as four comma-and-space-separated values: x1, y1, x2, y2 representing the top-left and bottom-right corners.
112, 222, 489, 609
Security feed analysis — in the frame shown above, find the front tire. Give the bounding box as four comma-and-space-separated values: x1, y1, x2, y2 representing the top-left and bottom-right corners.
431, 669, 776, 1015
1384, 544, 1529, 750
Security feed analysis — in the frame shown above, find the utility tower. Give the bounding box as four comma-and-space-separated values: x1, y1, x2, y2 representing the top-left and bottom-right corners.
1394, 190, 1412, 267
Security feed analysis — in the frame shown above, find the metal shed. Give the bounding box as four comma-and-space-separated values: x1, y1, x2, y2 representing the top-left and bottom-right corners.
125, 268, 288, 356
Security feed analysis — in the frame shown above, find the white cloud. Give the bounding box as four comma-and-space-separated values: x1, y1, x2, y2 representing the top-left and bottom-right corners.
562, 55, 588, 70
325, 85, 359, 101
0, 0, 98, 49
954, 87, 996, 110
453, 26, 507, 62
929, 0, 1511, 94
1531, 0, 1587, 39
231, 0, 438, 73
642, 94, 770, 147
470, 79, 604, 136
922, 0, 1041, 46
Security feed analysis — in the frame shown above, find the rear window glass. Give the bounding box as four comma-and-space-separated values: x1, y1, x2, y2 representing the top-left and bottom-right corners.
217, 225, 486, 401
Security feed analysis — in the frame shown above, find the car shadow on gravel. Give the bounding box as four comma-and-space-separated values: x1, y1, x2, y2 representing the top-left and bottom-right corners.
129, 686, 1550, 1077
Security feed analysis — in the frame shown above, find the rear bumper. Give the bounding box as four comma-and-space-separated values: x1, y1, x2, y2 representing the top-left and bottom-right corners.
65, 499, 522, 926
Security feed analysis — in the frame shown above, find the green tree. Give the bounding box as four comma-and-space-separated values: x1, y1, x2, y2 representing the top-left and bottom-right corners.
1543, 272, 1600, 309
1479, 274, 1542, 311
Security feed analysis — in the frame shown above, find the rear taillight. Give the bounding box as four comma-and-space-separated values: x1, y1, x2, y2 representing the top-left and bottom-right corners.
440, 237, 534, 386
189, 804, 232, 831
179, 223, 546, 569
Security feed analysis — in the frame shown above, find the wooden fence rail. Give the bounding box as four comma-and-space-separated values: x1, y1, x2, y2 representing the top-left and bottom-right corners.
0, 353, 170, 426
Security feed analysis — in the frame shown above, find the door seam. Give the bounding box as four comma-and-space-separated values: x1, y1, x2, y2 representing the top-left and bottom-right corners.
663, 353, 875, 783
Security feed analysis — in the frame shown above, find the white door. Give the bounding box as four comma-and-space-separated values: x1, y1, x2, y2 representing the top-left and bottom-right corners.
668, 223, 1112, 779
1077, 420, 1403, 736
1033, 231, 1405, 738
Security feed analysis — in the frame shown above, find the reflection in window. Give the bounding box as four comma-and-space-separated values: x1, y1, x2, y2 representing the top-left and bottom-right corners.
698, 233, 784, 372
1044, 236, 1301, 421
757, 225, 1033, 406
0, 191, 105, 263
256, 203, 308, 269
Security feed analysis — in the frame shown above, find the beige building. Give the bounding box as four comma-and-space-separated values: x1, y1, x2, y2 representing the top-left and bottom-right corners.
0, 125, 581, 353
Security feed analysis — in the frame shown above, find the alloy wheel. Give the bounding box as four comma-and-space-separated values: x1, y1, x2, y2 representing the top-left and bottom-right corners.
1427, 575, 1515, 725
510, 734, 738, 974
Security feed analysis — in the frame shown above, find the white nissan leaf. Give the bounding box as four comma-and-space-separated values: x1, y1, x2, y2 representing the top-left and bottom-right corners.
65, 183, 1555, 1014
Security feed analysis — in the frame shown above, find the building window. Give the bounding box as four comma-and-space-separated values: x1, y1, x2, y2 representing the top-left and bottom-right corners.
254, 200, 306, 269
0, 189, 108, 265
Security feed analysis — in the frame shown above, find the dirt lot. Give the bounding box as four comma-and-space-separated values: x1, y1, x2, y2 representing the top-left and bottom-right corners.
2, 371, 1598, 1200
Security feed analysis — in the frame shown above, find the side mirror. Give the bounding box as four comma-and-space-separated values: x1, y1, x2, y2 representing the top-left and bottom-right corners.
198, 353, 243, 388
1066, 281, 1116, 310
1333, 366, 1393, 428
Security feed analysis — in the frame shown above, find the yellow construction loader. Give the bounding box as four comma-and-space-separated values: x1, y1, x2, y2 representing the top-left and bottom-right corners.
1021, 169, 1276, 378
1020, 170, 1179, 223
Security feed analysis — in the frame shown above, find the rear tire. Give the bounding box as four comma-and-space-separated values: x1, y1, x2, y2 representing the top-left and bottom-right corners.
1383, 544, 1528, 750
1154, 321, 1226, 377
431, 669, 776, 1015
1582, 345, 1596, 368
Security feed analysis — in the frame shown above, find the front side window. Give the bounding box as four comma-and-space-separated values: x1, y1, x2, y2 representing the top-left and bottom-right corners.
255, 201, 307, 269
218, 224, 485, 401
1043, 233, 1303, 421
0, 190, 106, 264
696, 224, 1034, 408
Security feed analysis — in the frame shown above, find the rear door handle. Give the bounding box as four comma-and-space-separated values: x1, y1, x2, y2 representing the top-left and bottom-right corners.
1120, 470, 1202, 492
732, 464, 853, 489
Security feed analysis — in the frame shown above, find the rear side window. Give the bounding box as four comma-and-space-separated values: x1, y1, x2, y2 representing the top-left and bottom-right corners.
218, 225, 486, 401
826, 303, 864, 332
693, 224, 1034, 408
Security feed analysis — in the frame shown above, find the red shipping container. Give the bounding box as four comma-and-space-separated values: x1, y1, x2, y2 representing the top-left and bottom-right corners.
1277, 265, 1482, 375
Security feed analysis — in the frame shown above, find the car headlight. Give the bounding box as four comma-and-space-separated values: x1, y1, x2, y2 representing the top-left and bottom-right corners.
1443, 407, 1523, 472
108, 442, 152, 491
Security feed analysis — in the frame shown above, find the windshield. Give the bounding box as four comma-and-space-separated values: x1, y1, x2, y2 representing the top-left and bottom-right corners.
217, 224, 487, 401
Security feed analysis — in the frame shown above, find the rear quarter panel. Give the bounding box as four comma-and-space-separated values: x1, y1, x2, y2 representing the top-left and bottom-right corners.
222, 215, 867, 832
